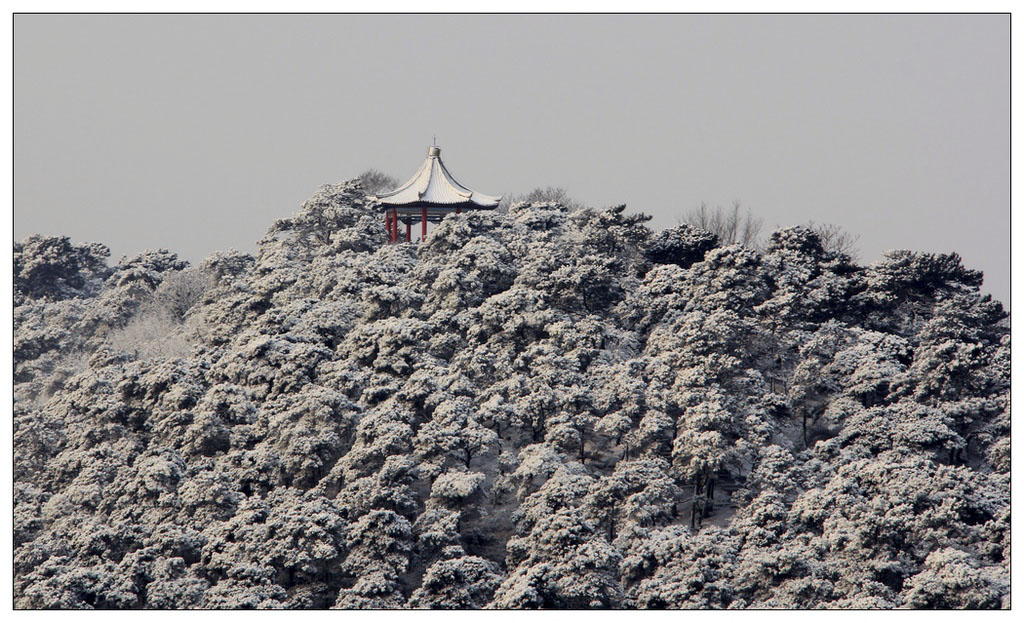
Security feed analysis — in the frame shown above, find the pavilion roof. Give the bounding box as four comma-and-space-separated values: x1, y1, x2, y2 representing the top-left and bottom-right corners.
372, 146, 501, 208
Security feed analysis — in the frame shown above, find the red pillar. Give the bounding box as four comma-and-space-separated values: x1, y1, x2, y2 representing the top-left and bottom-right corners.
385, 211, 392, 243
456, 206, 461, 215
392, 209, 399, 243
421, 207, 428, 242
405, 221, 411, 242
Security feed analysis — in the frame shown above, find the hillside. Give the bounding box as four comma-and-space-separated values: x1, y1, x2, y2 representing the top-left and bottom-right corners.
13, 181, 1010, 608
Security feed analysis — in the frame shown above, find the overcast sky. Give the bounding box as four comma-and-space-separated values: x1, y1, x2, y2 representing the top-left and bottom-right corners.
14, 14, 1009, 304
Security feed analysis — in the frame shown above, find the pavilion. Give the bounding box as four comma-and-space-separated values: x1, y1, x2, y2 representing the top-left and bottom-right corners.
372, 146, 502, 243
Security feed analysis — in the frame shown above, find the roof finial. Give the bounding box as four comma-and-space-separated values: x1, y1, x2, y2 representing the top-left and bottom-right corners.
432, 134, 437, 146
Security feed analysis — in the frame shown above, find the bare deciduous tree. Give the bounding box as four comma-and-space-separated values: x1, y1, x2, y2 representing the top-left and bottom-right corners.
152, 267, 215, 321
806, 221, 861, 260
498, 186, 587, 214
682, 201, 763, 248
357, 169, 400, 195
107, 267, 213, 360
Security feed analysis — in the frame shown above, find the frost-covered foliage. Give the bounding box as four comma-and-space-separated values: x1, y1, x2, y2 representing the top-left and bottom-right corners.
14, 180, 1009, 609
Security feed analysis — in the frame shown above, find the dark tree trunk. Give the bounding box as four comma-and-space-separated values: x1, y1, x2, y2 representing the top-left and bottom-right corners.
608, 502, 616, 541
802, 411, 809, 449
706, 478, 715, 516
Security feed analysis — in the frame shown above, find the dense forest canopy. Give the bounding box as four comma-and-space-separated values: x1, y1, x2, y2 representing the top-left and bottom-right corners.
13, 181, 1009, 608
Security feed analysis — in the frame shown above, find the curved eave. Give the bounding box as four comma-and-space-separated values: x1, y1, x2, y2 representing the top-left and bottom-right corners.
373, 199, 502, 212
371, 150, 501, 208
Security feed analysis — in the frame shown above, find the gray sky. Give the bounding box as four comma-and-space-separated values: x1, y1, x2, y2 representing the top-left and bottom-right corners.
14, 14, 1009, 305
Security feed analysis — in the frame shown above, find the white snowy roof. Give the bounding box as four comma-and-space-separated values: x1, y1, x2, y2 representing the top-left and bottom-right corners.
373, 146, 502, 208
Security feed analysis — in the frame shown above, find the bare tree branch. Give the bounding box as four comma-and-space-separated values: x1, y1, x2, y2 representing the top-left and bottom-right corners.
807, 220, 861, 260
681, 201, 763, 248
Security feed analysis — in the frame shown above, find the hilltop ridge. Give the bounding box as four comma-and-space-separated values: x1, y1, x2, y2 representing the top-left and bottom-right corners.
13, 180, 1010, 608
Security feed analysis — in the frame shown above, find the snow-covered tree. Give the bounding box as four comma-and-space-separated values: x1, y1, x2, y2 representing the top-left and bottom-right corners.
12, 179, 1009, 609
